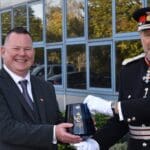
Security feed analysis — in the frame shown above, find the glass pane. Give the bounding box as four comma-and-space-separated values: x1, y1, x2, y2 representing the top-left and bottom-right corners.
88, 0, 112, 39
67, 0, 85, 38
148, 0, 150, 6
116, 0, 142, 33
13, 5, 27, 28
67, 44, 86, 89
116, 40, 142, 90
90, 45, 111, 88
31, 48, 44, 79
1, 11, 11, 44
29, 2, 43, 42
47, 49, 62, 85
46, 0, 62, 43
0, 0, 31, 9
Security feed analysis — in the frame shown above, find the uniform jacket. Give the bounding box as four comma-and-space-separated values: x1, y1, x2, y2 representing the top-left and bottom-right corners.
94, 53, 150, 150
0, 68, 63, 150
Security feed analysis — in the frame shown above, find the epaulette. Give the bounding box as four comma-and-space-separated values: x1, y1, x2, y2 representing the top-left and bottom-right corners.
122, 53, 145, 65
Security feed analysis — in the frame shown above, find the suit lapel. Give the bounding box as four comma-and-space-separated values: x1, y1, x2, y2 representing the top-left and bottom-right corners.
31, 77, 46, 123
0, 69, 35, 121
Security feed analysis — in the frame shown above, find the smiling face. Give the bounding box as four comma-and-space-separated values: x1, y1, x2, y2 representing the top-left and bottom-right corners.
1, 32, 35, 77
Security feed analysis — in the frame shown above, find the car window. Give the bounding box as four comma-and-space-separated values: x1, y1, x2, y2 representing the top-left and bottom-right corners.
67, 65, 75, 72
53, 66, 61, 74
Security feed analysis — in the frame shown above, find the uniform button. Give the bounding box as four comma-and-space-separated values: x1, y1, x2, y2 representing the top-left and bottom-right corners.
127, 118, 131, 122
132, 117, 136, 121
142, 142, 147, 147
128, 95, 131, 99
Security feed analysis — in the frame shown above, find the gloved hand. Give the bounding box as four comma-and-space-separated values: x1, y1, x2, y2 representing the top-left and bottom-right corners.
83, 95, 113, 116
71, 138, 100, 150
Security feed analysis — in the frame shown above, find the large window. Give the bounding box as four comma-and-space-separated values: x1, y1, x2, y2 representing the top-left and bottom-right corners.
47, 48, 62, 85
31, 47, 44, 78
29, 2, 43, 42
0, 0, 147, 96
67, 44, 86, 89
148, 0, 150, 6
67, 0, 85, 38
116, 0, 142, 33
13, 5, 27, 28
88, 0, 112, 39
46, 0, 62, 43
1, 11, 11, 44
89, 45, 111, 88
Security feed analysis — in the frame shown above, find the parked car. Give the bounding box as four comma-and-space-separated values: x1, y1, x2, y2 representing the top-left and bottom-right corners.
31, 64, 76, 79
48, 71, 99, 89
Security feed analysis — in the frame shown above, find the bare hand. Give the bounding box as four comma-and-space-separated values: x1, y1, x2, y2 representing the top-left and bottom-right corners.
55, 123, 82, 143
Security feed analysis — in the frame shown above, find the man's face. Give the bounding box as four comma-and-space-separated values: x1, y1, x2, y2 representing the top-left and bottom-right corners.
140, 29, 150, 60
1, 32, 35, 77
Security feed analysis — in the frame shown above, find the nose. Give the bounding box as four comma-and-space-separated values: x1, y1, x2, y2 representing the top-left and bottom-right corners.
19, 48, 26, 55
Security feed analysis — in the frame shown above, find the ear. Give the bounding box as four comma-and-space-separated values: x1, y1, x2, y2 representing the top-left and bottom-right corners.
1, 46, 5, 57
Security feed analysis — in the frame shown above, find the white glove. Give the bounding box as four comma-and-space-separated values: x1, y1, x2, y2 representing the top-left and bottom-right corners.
71, 138, 100, 150
84, 95, 113, 116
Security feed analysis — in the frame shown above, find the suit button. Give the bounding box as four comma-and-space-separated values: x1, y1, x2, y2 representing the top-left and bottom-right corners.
132, 117, 136, 121
127, 118, 131, 122
128, 95, 131, 99
142, 142, 147, 147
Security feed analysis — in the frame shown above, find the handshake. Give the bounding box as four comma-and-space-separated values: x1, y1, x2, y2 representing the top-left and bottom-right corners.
72, 95, 116, 150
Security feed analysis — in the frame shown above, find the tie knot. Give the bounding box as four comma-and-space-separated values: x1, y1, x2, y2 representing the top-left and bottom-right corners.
19, 80, 28, 87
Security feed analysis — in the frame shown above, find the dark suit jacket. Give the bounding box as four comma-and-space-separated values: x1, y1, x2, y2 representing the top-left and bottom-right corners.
94, 57, 150, 150
0, 68, 63, 150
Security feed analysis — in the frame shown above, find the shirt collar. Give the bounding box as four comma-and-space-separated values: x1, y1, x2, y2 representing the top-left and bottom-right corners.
3, 64, 31, 84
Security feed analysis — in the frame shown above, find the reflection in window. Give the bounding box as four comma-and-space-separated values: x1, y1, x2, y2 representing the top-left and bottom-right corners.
1, 11, 11, 44
31, 48, 44, 79
116, 40, 142, 90
67, 44, 86, 89
29, 2, 43, 42
90, 45, 111, 88
88, 0, 112, 39
46, 0, 62, 43
67, 0, 84, 38
116, 0, 142, 33
0, 0, 31, 9
47, 49, 62, 85
13, 5, 27, 28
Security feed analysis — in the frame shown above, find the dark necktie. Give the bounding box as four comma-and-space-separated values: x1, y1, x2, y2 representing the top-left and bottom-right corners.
19, 80, 33, 110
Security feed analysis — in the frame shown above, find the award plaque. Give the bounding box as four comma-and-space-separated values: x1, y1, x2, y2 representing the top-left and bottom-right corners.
65, 103, 95, 139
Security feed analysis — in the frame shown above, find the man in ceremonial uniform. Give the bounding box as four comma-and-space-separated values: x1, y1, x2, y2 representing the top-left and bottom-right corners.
72, 7, 150, 150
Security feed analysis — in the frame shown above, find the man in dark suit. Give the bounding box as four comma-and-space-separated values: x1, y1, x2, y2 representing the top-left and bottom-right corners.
73, 7, 150, 150
0, 27, 82, 150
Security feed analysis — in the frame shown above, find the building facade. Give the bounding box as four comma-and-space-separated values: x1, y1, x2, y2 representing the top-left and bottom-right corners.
0, 0, 148, 111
